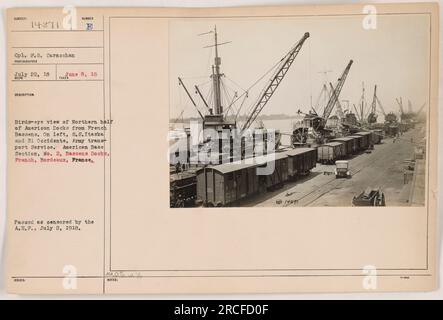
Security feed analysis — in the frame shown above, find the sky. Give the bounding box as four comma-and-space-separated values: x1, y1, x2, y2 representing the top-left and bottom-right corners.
169, 13, 430, 120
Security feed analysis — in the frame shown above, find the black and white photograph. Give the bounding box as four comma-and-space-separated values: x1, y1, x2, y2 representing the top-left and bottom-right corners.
169, 14, 429, 208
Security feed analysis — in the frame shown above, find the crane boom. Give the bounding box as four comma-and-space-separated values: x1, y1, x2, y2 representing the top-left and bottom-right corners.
417, 102, 427, 115
328, 83, 345, 120
241, 32, 310, 131
178, 77, 204, 120
396, 97, 405, 115
353, 103, 361, 122
194, 85, 211, 114
375, 96, 387, 116
370, 85, 377, 114
322, 60, 353, 121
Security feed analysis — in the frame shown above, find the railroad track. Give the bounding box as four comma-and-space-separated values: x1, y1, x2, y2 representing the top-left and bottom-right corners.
283, 159, 366, 207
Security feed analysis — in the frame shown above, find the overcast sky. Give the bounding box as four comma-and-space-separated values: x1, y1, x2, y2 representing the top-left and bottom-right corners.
169, 13, 430, 120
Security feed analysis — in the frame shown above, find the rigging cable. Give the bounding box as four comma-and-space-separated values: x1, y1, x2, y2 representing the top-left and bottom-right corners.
308, 39, 313, 110
228, 45, 293, 113
235, 92, 249, 120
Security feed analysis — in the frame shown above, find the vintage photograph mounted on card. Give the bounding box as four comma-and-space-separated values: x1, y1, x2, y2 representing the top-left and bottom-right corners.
168, 15, 429, 208
6, 3, 438, 294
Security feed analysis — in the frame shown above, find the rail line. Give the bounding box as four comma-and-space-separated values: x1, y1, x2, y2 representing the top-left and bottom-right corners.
283, 158, 366, 207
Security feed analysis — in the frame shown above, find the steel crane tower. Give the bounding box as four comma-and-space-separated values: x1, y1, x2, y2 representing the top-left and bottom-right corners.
322, 60, 353, 121
367, 85, 378, 124
241, 32, 310, 131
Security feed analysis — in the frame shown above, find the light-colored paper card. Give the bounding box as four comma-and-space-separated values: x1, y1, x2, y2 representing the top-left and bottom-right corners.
6, 3, 439, 294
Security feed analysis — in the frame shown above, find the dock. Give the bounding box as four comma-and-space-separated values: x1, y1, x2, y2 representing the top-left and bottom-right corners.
408, 159, 426, 206
239, 126, 425, 207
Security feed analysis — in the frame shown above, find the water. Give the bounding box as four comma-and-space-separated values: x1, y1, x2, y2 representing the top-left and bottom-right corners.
260, 119, 296, 146
170, 118, 299, 147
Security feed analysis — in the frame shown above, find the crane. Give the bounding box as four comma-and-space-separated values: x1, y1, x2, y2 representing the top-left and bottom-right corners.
375, 95, 387, 117
408, 100, 413, 114
329, 83, 345, 120
416, 102, 427, 115
367, 85, 378, 124
178, 77, 204, 120
241, 32, 310, 131
353, 103, 361, 122
322, 60, 353, 121
194, 84, 211, 114
314, 69, 332, 111
358, 82, 367, 124
396, 97, 405, 118
314, 83, 329, 114
342, 99, 350, 113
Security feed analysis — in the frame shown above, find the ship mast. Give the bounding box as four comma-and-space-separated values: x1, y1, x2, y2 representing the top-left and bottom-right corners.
212, 26, 223, 115
199, 25, 233, 130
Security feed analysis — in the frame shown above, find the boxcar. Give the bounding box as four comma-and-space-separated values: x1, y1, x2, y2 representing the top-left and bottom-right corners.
170, 171, 197, 208
385, 125, 399, 137
355, 131, 372, 149
373, 129, 383, 144
254, 153, 289, 190
347, 135, 364, 152
301, 148, 317, 174
196, 153, 289, 206
317, 142, 345, 164
284, 148, 317, 179
331, 137, 356, 156
196, 161, 259, 207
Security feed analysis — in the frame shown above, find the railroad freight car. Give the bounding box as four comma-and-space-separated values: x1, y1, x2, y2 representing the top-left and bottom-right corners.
196, 153, 289, 206
331, 137, 356, 156
170, 171, 197, 208
385, 125, 399, 137
256, 153, 289, 191
284, 148, 317, 179
317, 142, 345, 164
196, 161, 259, 206
347, 135, 364, 152
355, 131, 372, 149
373, 129, 383, 144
